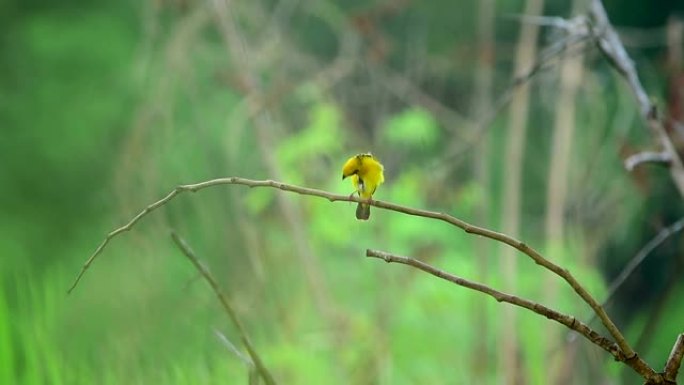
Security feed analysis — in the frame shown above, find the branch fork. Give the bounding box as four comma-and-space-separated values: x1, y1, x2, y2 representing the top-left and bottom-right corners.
68, 176, 683, 383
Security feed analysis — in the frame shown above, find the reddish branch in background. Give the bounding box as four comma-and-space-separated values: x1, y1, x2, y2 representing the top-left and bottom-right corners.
666, 17, 684, 154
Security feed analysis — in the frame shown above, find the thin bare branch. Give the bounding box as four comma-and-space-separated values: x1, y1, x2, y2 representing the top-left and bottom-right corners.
210, 0, 341, 325
171, 232, 277, 385
68, 175, 659, 378
633, 257, 684, 356
664, 334, 684, 383
370, 65, 471, 135
68, 186, 186, 294
500, 1, 545, 380
589, 0, 684, 196
624, 151, 672, 171
214, 328, 254, 367
365, 249, 623, 360
582, 4, 684, 379
68, 177, 631, 363
502, 14, 580, 30
442, 29, 592, 162
598, 216, 684, 313
472, 0, 495, 377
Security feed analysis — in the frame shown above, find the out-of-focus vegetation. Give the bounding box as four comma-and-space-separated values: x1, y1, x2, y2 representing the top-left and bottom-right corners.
2, 0, 683, 384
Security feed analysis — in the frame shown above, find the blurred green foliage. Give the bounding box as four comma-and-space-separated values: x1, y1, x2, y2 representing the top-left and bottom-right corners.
2, 0, 683, 384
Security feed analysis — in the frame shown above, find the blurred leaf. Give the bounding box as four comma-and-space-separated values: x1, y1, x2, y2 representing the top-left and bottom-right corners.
277, 102, 343, 183
381, 107, 439, 148
456, 181, 484, 213
244, 189, 275, 215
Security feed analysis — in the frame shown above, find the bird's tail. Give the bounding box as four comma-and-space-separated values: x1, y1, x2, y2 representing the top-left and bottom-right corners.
356, 202, 371, 220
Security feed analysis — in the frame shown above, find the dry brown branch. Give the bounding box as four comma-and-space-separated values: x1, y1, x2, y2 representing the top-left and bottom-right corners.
68, 172, 684, 382
69, 176, 680, 381
576, 218, 684, 381
665, 334, 684, 383
365, 249, 624, 360
68, 178, 614, 332
170, 231, 277, 385
69, 177, 635, 366
589, 0, 684, 196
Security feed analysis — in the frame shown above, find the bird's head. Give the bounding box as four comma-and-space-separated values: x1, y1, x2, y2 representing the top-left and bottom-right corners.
342, 155, 361, 180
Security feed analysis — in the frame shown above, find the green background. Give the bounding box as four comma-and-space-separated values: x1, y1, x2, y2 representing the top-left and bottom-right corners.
2, 0, 683, 383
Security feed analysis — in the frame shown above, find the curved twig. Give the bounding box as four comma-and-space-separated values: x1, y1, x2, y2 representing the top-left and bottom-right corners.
68, 177, 667, 381
171, 232, 277, 385
68, 178, 626, 356
600, 216, 684, 314
366, 249, 623, 359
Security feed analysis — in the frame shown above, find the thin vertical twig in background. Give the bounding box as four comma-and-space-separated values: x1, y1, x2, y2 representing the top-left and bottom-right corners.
209, 0, 338, 324
544, 1, 585, 381
171, 231, 277, 385
500, 0, 545, 382
472, 0, 495, 379
441, 30, 592, 165
545, 12, 585, 257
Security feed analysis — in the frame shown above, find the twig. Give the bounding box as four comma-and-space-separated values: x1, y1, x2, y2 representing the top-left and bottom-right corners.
588, 216, 684, 323
633, 256, 684, 356
664, 334, 684, 383
68, 177, 629, 357
499, 1, 545, 380
214, 328, 254, 367
365, 249, 624, 360
209, 0, 340, 325
442, 29, 592, 162
502, 14, 582, 30
69, 176, 659, 378
171, 231, 277, 385
472, 0, 495, 377
617, 246, 684, 384
624, 151, 672, 171
370, 65, 472, 135
589, 0, 684, 196
583, 5, 684, 379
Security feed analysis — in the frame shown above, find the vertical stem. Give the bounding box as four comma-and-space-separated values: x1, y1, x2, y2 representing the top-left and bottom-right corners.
500, 0, 545, 383
208, 0, 337, 322
544, 1, 585, 382
472, 0, 495, 379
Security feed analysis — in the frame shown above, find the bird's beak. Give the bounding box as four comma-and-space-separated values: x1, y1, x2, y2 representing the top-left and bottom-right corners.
342, 174, 347, 180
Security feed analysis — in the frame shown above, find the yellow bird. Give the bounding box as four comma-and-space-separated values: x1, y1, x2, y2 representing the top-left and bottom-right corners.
342, 153, 385, 220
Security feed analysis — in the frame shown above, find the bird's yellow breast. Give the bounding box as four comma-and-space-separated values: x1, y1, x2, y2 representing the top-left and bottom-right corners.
342, 153, 384, 198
